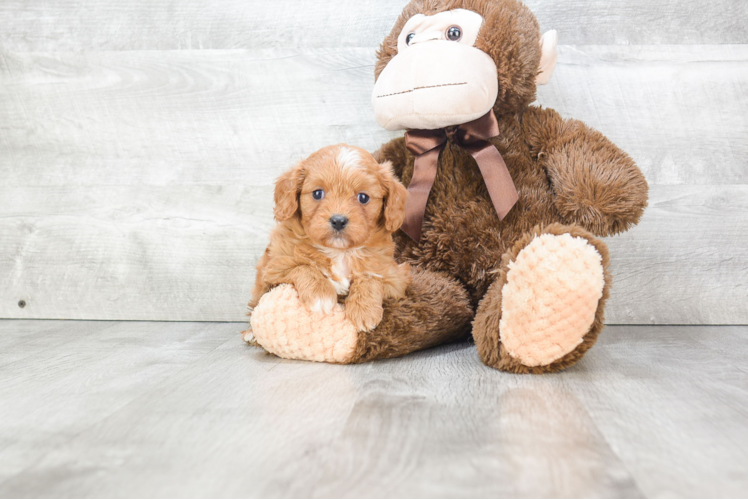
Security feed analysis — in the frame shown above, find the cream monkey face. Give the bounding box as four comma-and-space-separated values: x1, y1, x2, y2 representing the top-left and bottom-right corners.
372, 8, 558, 131
372, 9, 497, 131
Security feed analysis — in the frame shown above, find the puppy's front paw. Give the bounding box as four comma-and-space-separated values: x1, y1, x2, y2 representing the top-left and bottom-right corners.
345, 297, 384, 332
308, 296, 337, 314
242, 327, 258, 345
298, 285, 338, 315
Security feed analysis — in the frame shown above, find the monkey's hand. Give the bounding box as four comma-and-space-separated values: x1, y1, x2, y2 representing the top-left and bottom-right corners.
523, 106, 648, 237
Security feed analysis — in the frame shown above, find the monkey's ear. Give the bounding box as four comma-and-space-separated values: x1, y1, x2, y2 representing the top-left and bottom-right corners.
273, 162, 305, 221
536, 30, 558, 85
380, 161, 408, 232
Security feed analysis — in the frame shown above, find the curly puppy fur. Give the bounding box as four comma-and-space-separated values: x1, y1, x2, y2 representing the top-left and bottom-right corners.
250, 144, 411, 333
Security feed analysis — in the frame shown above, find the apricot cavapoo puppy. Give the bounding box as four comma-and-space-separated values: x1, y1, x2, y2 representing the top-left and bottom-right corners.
249, 144, 411, 332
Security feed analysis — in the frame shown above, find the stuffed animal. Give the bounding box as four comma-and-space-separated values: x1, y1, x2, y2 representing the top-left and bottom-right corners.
247, 0, 648, 373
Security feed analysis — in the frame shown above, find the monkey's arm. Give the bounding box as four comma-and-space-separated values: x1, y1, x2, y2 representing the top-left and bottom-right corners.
522, 106, 649, 236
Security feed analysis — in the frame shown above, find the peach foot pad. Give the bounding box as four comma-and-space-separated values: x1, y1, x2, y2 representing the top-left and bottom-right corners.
499, 233, 605, 367
248, 284, 359, 363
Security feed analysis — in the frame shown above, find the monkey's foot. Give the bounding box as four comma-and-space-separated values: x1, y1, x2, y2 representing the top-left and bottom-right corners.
248, 284, 358, 363
246, 269, 473, 365
473, 224, 611, 373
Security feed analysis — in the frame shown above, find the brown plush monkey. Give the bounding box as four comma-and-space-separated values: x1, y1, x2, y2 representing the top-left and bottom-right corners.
247, 0, 648, 373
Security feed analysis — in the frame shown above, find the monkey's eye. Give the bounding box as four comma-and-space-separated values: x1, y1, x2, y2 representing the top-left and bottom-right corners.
406, 33, 416, 45
312, 189, 325, 200
446, 26, 462, 41
357, 193, 370, 204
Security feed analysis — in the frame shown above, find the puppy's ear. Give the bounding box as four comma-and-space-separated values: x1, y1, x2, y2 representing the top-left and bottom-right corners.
274, 162, 305, 221
380, 161, 408, 232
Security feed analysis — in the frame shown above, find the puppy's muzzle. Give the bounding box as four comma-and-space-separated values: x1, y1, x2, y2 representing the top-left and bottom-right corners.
329, 215, 349, 232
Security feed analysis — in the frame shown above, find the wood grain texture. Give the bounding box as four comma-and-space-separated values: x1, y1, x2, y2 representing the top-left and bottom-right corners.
569, 325, 748, 498
3, 45, 746, 187
1, 0, 746, 52
605, 185, 748, 325
0, 321, 237, 486
2, 184, 745, 323
2, 44, 746, 323
1, 320, 746, 497
0, 48, 399, 186
1, 185, 273, 321
0, 319, 117, 367
538, 45, 748, 186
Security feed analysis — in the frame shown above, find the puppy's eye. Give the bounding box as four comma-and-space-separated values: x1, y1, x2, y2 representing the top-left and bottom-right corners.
446, 26, 461, 41
312, 189, 325, 200
357, 193, 370, 204
406, 33, 415, 45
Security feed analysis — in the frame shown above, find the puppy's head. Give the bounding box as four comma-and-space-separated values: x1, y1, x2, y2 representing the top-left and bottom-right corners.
274, 144, 407, 249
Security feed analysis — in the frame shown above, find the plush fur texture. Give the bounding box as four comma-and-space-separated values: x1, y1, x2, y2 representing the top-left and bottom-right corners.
248, 0, 647, 373
368, 0, 647, 372
352, 268, 475, 363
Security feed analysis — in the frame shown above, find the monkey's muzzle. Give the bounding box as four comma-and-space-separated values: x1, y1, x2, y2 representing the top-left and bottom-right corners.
372, 40, 499, 131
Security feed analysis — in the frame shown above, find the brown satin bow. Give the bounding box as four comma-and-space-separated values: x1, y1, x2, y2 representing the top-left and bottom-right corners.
401, 109, 519, 241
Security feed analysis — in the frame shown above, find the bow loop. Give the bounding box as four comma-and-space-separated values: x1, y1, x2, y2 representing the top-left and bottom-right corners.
404, 129, 447, 156
401, 109, 518, 242
456, 110, 500, 144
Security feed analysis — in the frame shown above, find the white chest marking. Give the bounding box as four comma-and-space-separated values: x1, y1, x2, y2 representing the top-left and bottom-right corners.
317, 246, 361, 296
329, 252, 351, 295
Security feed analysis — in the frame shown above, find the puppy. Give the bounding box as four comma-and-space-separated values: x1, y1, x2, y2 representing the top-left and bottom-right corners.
249, 144, 411, 332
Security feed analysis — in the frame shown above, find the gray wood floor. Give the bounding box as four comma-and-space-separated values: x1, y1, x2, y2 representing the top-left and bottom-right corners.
0, 321, 746, 498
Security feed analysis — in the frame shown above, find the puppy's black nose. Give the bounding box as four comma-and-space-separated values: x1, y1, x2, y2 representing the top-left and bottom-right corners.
329, 215, 349, 231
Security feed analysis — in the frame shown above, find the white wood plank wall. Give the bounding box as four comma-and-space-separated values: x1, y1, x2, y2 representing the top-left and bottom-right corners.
1, 1, 746, 323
